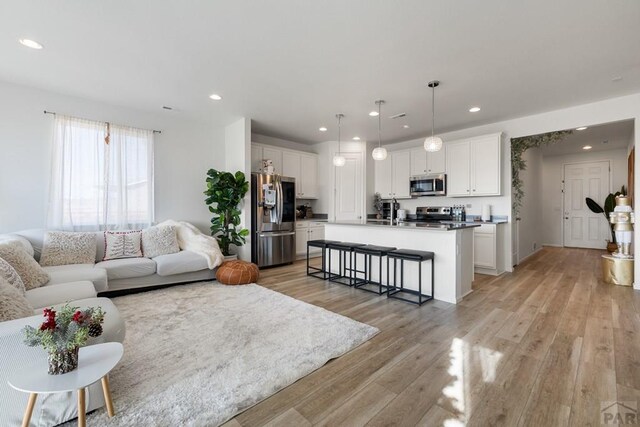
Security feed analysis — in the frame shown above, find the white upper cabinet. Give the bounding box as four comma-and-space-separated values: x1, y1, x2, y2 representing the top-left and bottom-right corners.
374, 157, 393, 198
263, 146, 283, 175
281, 151, 300, 181
392, 151, 411, 199
299, 154, 318, 199
446, 140, 472, 196
375, 150, 411, 199
427, 148, 446, 174
410, 148, 427, 176
446, 133, 501, 197
410, 147, 445, 176
252, 144, 283, 174
471, 134, 501, 196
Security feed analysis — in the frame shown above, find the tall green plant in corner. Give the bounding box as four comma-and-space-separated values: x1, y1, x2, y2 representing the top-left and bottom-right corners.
204, 169, 250, 256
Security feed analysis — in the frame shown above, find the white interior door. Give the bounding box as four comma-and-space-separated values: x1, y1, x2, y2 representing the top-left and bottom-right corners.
563, 161, 610, 249
334, 152, 363, 222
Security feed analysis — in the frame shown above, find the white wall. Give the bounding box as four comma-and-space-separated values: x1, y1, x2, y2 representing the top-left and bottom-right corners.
518, 147, 544, 260
225, 118, 252, 260
0, 81, 225, 233
540, 148, 628, 247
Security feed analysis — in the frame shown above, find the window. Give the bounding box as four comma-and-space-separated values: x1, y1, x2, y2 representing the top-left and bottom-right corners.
47, 115, 154, 231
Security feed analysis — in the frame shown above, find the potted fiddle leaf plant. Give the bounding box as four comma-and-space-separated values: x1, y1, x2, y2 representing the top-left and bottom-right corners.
204, 169, 250, 258
585, 185, 626, 253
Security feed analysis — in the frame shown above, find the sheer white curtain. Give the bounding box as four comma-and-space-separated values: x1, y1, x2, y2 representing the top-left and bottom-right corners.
47, 115, 154, 231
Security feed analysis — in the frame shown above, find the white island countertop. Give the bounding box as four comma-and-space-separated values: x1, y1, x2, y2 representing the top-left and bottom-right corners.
324, 221, 476, 304
329, 220, 481, 231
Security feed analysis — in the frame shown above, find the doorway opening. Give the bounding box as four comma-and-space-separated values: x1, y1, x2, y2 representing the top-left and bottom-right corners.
513, 119, 634, 264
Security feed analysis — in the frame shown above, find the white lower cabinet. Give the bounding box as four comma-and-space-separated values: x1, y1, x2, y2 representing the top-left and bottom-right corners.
295, 221, 325, 258
473, 224, 504, 275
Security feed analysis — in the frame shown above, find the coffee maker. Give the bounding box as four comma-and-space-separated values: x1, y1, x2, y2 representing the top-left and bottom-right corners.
382, 201, 399, 220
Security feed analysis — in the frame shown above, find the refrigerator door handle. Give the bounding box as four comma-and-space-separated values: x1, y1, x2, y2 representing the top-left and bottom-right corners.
277, 176, 284, 225
258, 231, 295, 237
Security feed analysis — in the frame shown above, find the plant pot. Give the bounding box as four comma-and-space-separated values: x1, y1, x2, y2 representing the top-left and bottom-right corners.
48, 346, 79, 375
224, 254, 238, 261
607, 242, 618, 254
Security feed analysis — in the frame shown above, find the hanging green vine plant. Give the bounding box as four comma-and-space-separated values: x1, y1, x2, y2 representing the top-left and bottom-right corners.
511, 130, 573, 214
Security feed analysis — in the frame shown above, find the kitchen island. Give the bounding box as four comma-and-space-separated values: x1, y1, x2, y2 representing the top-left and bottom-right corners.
324, 221, 479, 304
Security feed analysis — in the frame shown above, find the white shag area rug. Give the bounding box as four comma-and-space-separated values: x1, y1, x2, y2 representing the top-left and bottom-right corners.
85, 282, 378, 426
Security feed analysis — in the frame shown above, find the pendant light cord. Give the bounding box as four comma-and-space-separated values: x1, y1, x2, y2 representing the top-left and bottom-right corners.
431, 84, 435, 140
337, 114, 342, 154
378, 102, 382, 148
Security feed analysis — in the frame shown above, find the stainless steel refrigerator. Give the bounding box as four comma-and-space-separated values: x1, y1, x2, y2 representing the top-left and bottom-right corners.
251, 173, 296, 267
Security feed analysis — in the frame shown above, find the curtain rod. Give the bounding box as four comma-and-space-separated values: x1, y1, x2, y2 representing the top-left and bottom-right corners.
43, 110, 162, 134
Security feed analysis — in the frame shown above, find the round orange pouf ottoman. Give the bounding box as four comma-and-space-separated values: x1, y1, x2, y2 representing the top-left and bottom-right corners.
216, 260, 259, 285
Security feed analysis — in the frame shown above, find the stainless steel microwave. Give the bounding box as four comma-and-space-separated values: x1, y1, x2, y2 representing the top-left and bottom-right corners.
410, 174, 446, 197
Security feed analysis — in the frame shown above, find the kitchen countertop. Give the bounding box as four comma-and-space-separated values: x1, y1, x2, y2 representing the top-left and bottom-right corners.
296, 218, 328, 222
441, 219, 508, 225
327, 221, 480, 231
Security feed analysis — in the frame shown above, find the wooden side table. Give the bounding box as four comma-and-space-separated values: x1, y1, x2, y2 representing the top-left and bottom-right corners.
8, 342, 123, 427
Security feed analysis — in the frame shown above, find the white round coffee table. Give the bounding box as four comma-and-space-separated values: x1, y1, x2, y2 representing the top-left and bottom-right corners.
8, 342, 124, 427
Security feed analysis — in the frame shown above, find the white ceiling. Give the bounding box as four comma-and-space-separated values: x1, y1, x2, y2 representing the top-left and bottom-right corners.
1, 1, 639, 144
540, 120, 634, 157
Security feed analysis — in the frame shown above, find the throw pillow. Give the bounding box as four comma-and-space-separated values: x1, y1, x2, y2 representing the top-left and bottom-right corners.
0, 276, 34, 321
0, 243, 49, 290
142, 225, 180, 258
103, 230, 143, 260
0, 257, 26, 293
39, 231, 97, 267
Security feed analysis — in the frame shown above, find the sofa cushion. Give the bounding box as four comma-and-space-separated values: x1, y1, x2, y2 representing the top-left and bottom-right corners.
0, 257, 25, 293
0, 234, 34, 257
25, 281, 97, 310
153, 250, 209, 276
0, 243, 49, 290
142, 225, 180, 258
43, 264, 108, 293
40, 231, 97, 267
103, 230, 143, 261
0, 277, 33, 321
95, 257, 156, 280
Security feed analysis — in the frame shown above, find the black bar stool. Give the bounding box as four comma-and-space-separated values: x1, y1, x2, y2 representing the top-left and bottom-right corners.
386, 249, 435, 306
352, 245, 397, 295
306, 239, 340, 279
327, 242, 367, 286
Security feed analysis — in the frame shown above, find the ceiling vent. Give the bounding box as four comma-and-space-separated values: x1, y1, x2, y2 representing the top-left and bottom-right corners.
389, 113, 406, 119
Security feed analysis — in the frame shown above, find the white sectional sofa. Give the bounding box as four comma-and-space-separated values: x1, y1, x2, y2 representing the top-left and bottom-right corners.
0, 280, 126, 426
10, 229, 217, 293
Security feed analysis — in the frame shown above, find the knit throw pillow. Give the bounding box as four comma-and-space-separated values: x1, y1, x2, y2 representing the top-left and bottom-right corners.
103, 230, 143, 260
0, 276, 34, 321
0, 243, 49, 290
40, 231, 97, 267
142, 225, 180, 258
0, 257, 26, 293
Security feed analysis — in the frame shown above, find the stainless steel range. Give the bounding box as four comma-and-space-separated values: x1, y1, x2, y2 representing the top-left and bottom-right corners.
413, 206, 453, 222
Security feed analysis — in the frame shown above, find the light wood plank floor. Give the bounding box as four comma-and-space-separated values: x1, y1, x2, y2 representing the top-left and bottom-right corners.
226, 247, 640, 426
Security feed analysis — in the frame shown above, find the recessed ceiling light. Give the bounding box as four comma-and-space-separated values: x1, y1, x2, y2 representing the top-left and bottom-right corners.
209, 94, 222, 101
469, 106, 481, 113
403, 124, 410, 129
583, 145, 592, 150
319, 127, 327, 132
19, 38, 43, 49
352, 136, 360, 141
576, 126, 588, 131
369, 111, 379, 117
612, 76, 623, 82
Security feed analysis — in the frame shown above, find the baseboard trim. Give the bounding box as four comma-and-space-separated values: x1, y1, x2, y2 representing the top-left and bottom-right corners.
517, 247, 544, 264
542, 243, 563, 247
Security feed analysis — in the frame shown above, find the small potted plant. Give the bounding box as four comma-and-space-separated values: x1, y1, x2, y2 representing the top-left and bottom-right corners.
23, 305, 105, 375
204, 169, 250, 259
373, 192, 384, 219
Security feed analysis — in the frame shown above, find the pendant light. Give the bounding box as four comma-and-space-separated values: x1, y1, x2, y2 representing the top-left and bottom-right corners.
371, 100, 388, 161
332, 114, 346, 167
424, 80, 443, 152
